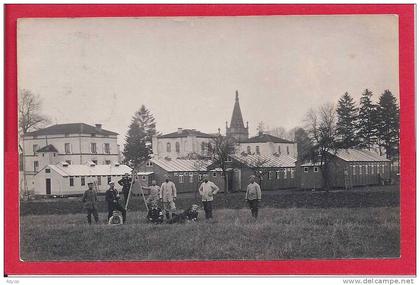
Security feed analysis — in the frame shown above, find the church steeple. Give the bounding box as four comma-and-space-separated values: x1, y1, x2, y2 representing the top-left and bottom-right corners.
226, 90, 249, 142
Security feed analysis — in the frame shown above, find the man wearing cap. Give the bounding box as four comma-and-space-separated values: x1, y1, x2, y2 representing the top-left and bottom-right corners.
145, 180, 160, 207
245, 175, 262, 219
82, 182, 99, 224
105, 181, 127, 223
118, 173, 132, 204
160, 176, 177, 220
198, 177, 220, 219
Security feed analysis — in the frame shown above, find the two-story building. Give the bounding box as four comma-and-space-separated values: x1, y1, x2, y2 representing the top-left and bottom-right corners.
238, 132, 298, 159
151, 128, 218, 159
21, 123, 121, 194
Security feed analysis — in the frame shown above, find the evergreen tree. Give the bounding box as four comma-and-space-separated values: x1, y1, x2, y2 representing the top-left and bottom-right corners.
123, 105, 157, 167
336, 92, 358, 148
357, 89, 378, 150
376, 90, 400, 159
293, 128, 313, 162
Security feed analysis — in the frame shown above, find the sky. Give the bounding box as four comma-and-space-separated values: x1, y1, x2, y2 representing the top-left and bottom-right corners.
18, 15, 399, 146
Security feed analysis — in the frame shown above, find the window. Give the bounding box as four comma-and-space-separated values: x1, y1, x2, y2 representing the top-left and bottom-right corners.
256, 146, 260, 155
97, 176, 101, 186
247, 146, 251, 154
175, 142, 180, 153
291, 169, 295, 179
276, 171, 280, 179
359, 165, 362, 175
377, 164, 380, 174
212, 172, 217, 177
303, 167, 309, 173
65, 143, 71, 154
189, 175, 194, 183
268, 171, 272, 180
33, 144, 38, 153
45, 168, 50, 173
179, 175, 184, 183
65, 160, 71, 165
105, 160, 111, 165
91, 143, 97, 154
278, 146, 281, 155
287, 146, 290, 155
81, 177, 85, 186
365, 165, 368, 175
353, 165, 356, 176
70, 177, 74, 187
146, 161, 153, 167
107, 176, 111, 184
104, 143, 110, 154
167, 142, 171, 153
284, 169, 288, 179
142, 176, 147, 181
33, 161, 39, 172
382, 164, 385, 174
314, 167, 319, 173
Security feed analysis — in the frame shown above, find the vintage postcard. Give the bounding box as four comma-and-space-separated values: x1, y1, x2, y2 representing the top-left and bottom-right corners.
5, 4, 415, 277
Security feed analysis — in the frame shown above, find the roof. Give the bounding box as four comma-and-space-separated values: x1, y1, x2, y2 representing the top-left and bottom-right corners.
229, 92, 246, 129
242, 133, 294, 144
44, 163, 132, 177
151, 158, 214, 172
158, 129, 216, 139
330, 149, 390, 162
24, 123, 118, 137
137, 172, 154, 175
231, 153, 296, 168
36, 144, 58, 153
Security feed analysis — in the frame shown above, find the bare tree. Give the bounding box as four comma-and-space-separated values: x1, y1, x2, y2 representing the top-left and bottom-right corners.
267, 126, 287, 139
247, 155, 270, 185
304, 103, 338, 191
18, 89, 49, 136
208, 135, 237, 193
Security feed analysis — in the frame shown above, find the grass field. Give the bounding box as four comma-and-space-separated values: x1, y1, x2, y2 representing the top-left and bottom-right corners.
20, 207, 400, 261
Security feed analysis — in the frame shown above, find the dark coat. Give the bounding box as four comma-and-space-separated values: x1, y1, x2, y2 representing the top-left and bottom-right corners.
105, 188, 120, 205
147, 207, 164, 224
118, 177, 132, 193
82, 189, 98, 210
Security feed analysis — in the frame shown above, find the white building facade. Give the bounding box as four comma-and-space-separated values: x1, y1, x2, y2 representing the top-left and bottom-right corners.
152, 128, 217, 159
22, 123, 121, 194
238, 133, 298, 159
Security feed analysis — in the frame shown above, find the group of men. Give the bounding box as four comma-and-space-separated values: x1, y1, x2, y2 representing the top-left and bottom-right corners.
82, 172, 262, 225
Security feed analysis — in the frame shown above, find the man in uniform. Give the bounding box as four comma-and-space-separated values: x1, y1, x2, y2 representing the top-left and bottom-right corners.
160, 175, 177, 220
146, 201, 164, 224
245, 175, 262, 219
82, 181, 99, 224
105, 181, 127, 223
145, 180, 160, 207
198, 177, 220, 219
118, 173, 132, 204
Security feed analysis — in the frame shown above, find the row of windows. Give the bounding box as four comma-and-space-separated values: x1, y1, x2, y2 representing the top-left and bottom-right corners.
66, 175, 147, 188
350, 164, 386, 175
166, 142, 211, 154
245, 145, 290, 155
33, 143, 111, 155
303, 167, 319, 173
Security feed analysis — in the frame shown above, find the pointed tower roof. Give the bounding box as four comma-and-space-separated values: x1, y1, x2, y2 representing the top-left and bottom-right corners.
230, 91, 245, 129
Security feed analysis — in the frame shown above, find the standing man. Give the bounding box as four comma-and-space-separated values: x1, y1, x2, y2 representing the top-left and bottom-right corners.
82, 182, 99, 224
160, 175, 177, 220
245, 175, 262, 219
118, 173, 132, 205
198, 177, 220, 219
145, 180, 160, 207
105, 181, 127, 223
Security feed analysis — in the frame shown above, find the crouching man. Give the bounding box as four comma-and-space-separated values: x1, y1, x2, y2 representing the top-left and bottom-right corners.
82, 182, 99, 224
167, 204, 200, 224
147, 202, 164, 224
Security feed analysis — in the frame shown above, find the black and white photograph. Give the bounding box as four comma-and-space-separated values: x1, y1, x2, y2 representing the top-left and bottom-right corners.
17, 15, 400, 261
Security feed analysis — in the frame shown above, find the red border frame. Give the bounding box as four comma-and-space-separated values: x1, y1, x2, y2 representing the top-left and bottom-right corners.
4, 4, 415, 275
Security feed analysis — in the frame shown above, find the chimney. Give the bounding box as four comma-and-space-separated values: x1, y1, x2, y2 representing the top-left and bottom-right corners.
177, 128, 183, 134
95, 124, 102, 129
